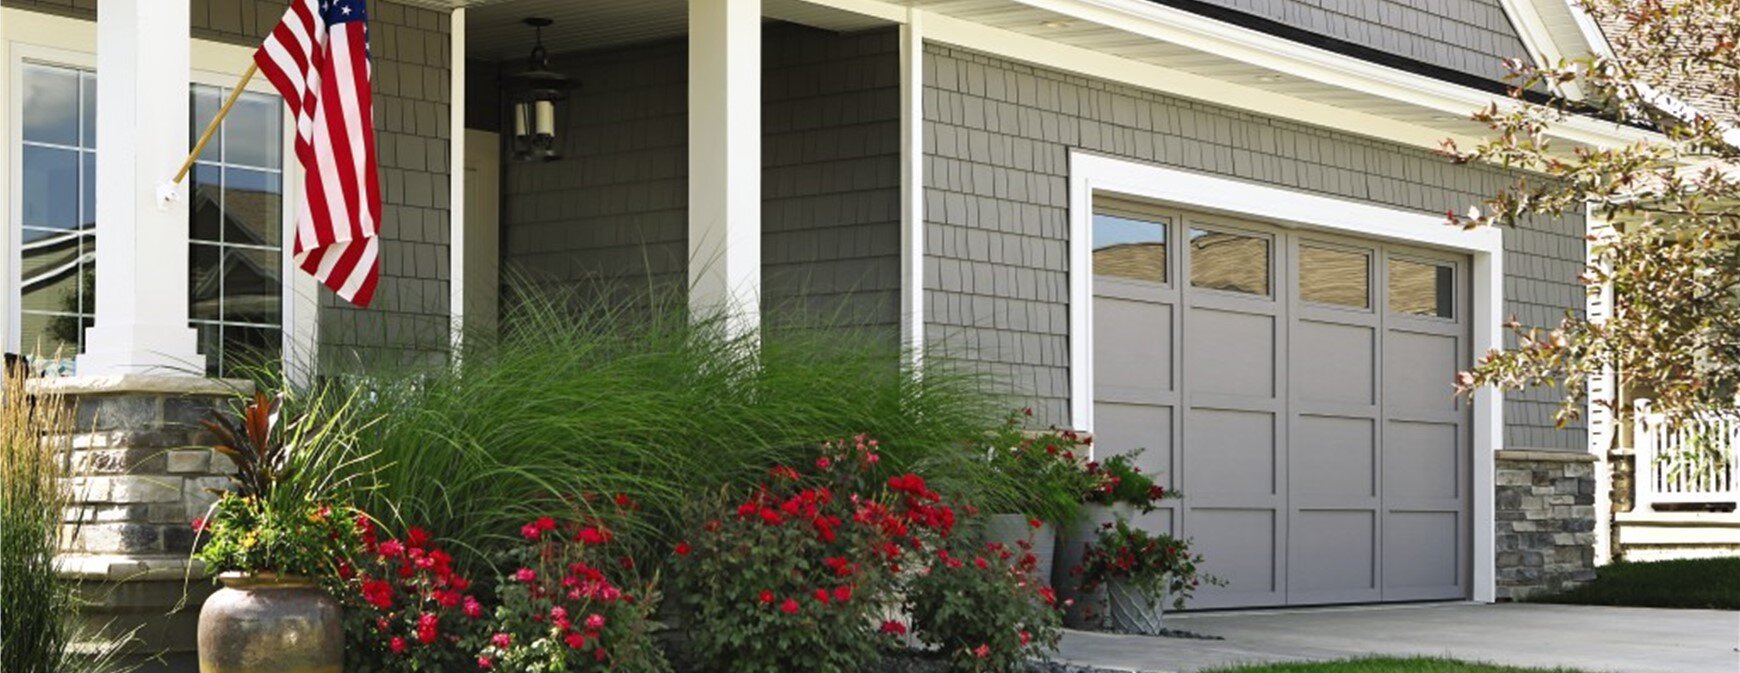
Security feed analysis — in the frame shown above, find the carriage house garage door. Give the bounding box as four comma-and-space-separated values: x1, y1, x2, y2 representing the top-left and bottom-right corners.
1091, 198, 1472, 609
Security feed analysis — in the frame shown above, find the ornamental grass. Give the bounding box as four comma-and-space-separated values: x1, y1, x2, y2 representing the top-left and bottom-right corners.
275, 287, 1027, 568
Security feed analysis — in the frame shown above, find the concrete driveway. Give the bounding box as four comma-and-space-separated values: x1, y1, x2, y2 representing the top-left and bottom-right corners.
1056, 602, 1740, 673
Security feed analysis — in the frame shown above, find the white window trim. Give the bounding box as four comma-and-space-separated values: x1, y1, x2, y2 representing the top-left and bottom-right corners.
1066, 149, 1505, 603
2, 7, 318, 380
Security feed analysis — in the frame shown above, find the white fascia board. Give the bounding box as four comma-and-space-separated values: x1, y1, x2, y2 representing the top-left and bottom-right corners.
1013, 0, 1656, 149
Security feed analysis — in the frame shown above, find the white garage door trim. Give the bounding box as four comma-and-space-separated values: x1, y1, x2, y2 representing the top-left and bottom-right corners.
1066, 150, 1504, 603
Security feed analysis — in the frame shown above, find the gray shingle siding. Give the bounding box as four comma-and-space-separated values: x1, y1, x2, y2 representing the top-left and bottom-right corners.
498, 24, 902, 335
6, 1, 455, 369
924, 44, 1585, 451
1173, 0, 1532, 85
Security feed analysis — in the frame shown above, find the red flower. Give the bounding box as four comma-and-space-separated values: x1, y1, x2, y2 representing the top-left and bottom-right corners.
1028, 518, 1043, 529
832, 585, 852, 603
536, 516, 557, 531
585, 613, 606, 630
880, 620, 908, 636
973, 644, 991, 659
521, 523, 543, 540
190, 517, 207, 532
407, 527, 432, 548
759, 590, 776, 605
770, 465, 801, 481
565, 632, 588, 649
361, 580, 394, 610
674, 541, 692, 556
1019, 630, 1032, 645
779, 598, 800, 614
389, 637, 407, 654
379, 540, 405, 558
491, 632, 512, 649
514, 567, 537, 583
416, 613, 440, 645
476, 656, 494, 669
576, 527, 610, 545
614, 493, 634, 509
462, 596, 484, 619
813, 588, 831, 605
815, 456, 832, 471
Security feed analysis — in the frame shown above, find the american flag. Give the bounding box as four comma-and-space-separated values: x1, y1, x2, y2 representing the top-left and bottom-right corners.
254, 0, 380, 307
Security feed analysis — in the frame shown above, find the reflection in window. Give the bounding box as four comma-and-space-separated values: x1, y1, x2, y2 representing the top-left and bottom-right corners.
1388, 259, 1454, 318
1189, 228, 1269, 295
19, 64, 97, 374
1093, 212, 1167, 283
189, 84, 284, 377
1299, 245, 1369, 308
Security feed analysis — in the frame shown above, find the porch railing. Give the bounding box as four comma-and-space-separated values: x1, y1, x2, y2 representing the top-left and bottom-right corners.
1633, 399, 1740, 509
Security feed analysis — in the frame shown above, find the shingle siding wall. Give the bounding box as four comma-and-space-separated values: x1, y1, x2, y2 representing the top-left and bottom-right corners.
7, 1, 455, 369
500, 24, 902, 334
762, 26, 902, 331
924, 44, 1585, 450
1171, 0, 1531, 85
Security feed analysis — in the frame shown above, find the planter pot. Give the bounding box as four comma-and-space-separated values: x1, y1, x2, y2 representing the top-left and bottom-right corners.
983, 514, 1056, 586
1051, 503, 1132, 628
198, 573, 342, 673
1105, 578, 1168, 636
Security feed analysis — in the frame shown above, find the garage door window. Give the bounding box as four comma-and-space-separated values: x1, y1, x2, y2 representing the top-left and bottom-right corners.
1093, 211, 1168, 284
1388, 258, 1454, 319
1189, 227, 1269, 296
1299, 244, 1369, 309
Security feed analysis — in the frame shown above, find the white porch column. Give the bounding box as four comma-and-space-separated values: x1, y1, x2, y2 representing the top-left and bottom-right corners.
688, 0, 761, 336
80, 0, 205, 376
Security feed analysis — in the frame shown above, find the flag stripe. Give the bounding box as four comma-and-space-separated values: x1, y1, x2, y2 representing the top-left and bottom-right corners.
254, 0, 379, 308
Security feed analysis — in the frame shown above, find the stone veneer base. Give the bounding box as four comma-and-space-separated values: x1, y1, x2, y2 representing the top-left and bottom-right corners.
1494, 449, 1598, 601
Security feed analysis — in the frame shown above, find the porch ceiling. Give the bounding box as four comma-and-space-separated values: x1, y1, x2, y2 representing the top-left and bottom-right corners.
460, 0, 893, 62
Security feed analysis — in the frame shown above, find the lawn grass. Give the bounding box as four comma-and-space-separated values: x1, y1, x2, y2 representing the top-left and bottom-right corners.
1530, 557, 1740, 610
1204, 657, 1595, 673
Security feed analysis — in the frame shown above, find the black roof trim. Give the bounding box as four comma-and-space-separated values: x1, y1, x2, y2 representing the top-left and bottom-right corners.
1147, 0, 1554, 105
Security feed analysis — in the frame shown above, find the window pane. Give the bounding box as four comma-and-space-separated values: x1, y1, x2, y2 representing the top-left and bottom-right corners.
80, 151, 96, 232
196, 323, 224, 377
1190, 228, 1269, 295
226, 93, 282, 169
222, 325, 281, 377
222, 248, 282, 325
81, 71, 97, 149
190, 244, 222, 321
22, 64, 79, 146
223, 168, 282, 247
19, 312, 79, 360
1389, 259, 1454, 318
22, 146, 78, 230
1094, 213, 1168, 283
190, 164, 224, 243
1299, 245, 1369, 308
20, 232, 84, 313
191, 86, 224, 163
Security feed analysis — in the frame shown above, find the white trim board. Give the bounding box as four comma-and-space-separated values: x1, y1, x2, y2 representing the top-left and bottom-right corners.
1066, 150, 1504, 603
899, 9, 925, 361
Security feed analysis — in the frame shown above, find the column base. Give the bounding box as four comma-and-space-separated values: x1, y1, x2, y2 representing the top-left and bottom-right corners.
77, 324, 207, 377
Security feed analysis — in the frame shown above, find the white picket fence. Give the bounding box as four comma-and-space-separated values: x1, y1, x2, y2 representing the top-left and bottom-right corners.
1633, 399, 1740, 509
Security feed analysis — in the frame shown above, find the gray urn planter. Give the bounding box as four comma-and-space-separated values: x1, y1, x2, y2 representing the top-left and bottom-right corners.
983, 513, 1056, 586
1052, 503, 1132, 628
198, 573, 342, 673
1104, 578, 1167, 636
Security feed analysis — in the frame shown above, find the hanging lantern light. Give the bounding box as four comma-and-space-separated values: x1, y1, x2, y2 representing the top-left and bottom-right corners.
506, 17, 574, 161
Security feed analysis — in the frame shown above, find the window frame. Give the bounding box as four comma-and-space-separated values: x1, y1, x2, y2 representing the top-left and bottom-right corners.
1385, 253, 1459, 322
1091, 197, 1175, 288
1296, 237, 1375, 312
2, 8, 317, 379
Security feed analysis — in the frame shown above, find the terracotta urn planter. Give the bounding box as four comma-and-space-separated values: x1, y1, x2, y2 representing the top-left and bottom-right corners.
198, 573, 342, 673
982, 513, 1056, 586
1104, 577, 1167, 635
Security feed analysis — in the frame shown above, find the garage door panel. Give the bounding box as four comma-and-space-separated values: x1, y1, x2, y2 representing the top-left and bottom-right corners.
1187, 408, 1277, 497
1185, 308, 1276, 398
1290, 510, 1378, 597
1094, 402, 1175, 487
1386, 421, 1461, 500
1190, 508, 1280, 606
1293, 321, 1375, 406
1095, 296, 1175, 396
1383, 510, 1463, 598
1383, 330, 1461, 413
1293, 415, 1376, 499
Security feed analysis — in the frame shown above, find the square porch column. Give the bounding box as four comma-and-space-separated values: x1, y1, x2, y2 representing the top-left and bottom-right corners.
79, 0, 205, 376
688, 0, 761, 337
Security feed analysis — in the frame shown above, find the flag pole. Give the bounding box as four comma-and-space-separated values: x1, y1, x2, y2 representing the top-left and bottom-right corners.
170, 62, 259, 185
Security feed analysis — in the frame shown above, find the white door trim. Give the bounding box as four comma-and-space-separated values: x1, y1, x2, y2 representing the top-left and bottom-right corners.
1067, 150, 1504, 603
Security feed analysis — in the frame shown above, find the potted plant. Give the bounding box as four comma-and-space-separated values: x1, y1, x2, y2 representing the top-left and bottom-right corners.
976, 412, 1095, 586
1074, 518, 1219, 635
1052, 451, 1174, 625
192, 391, 363, 673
